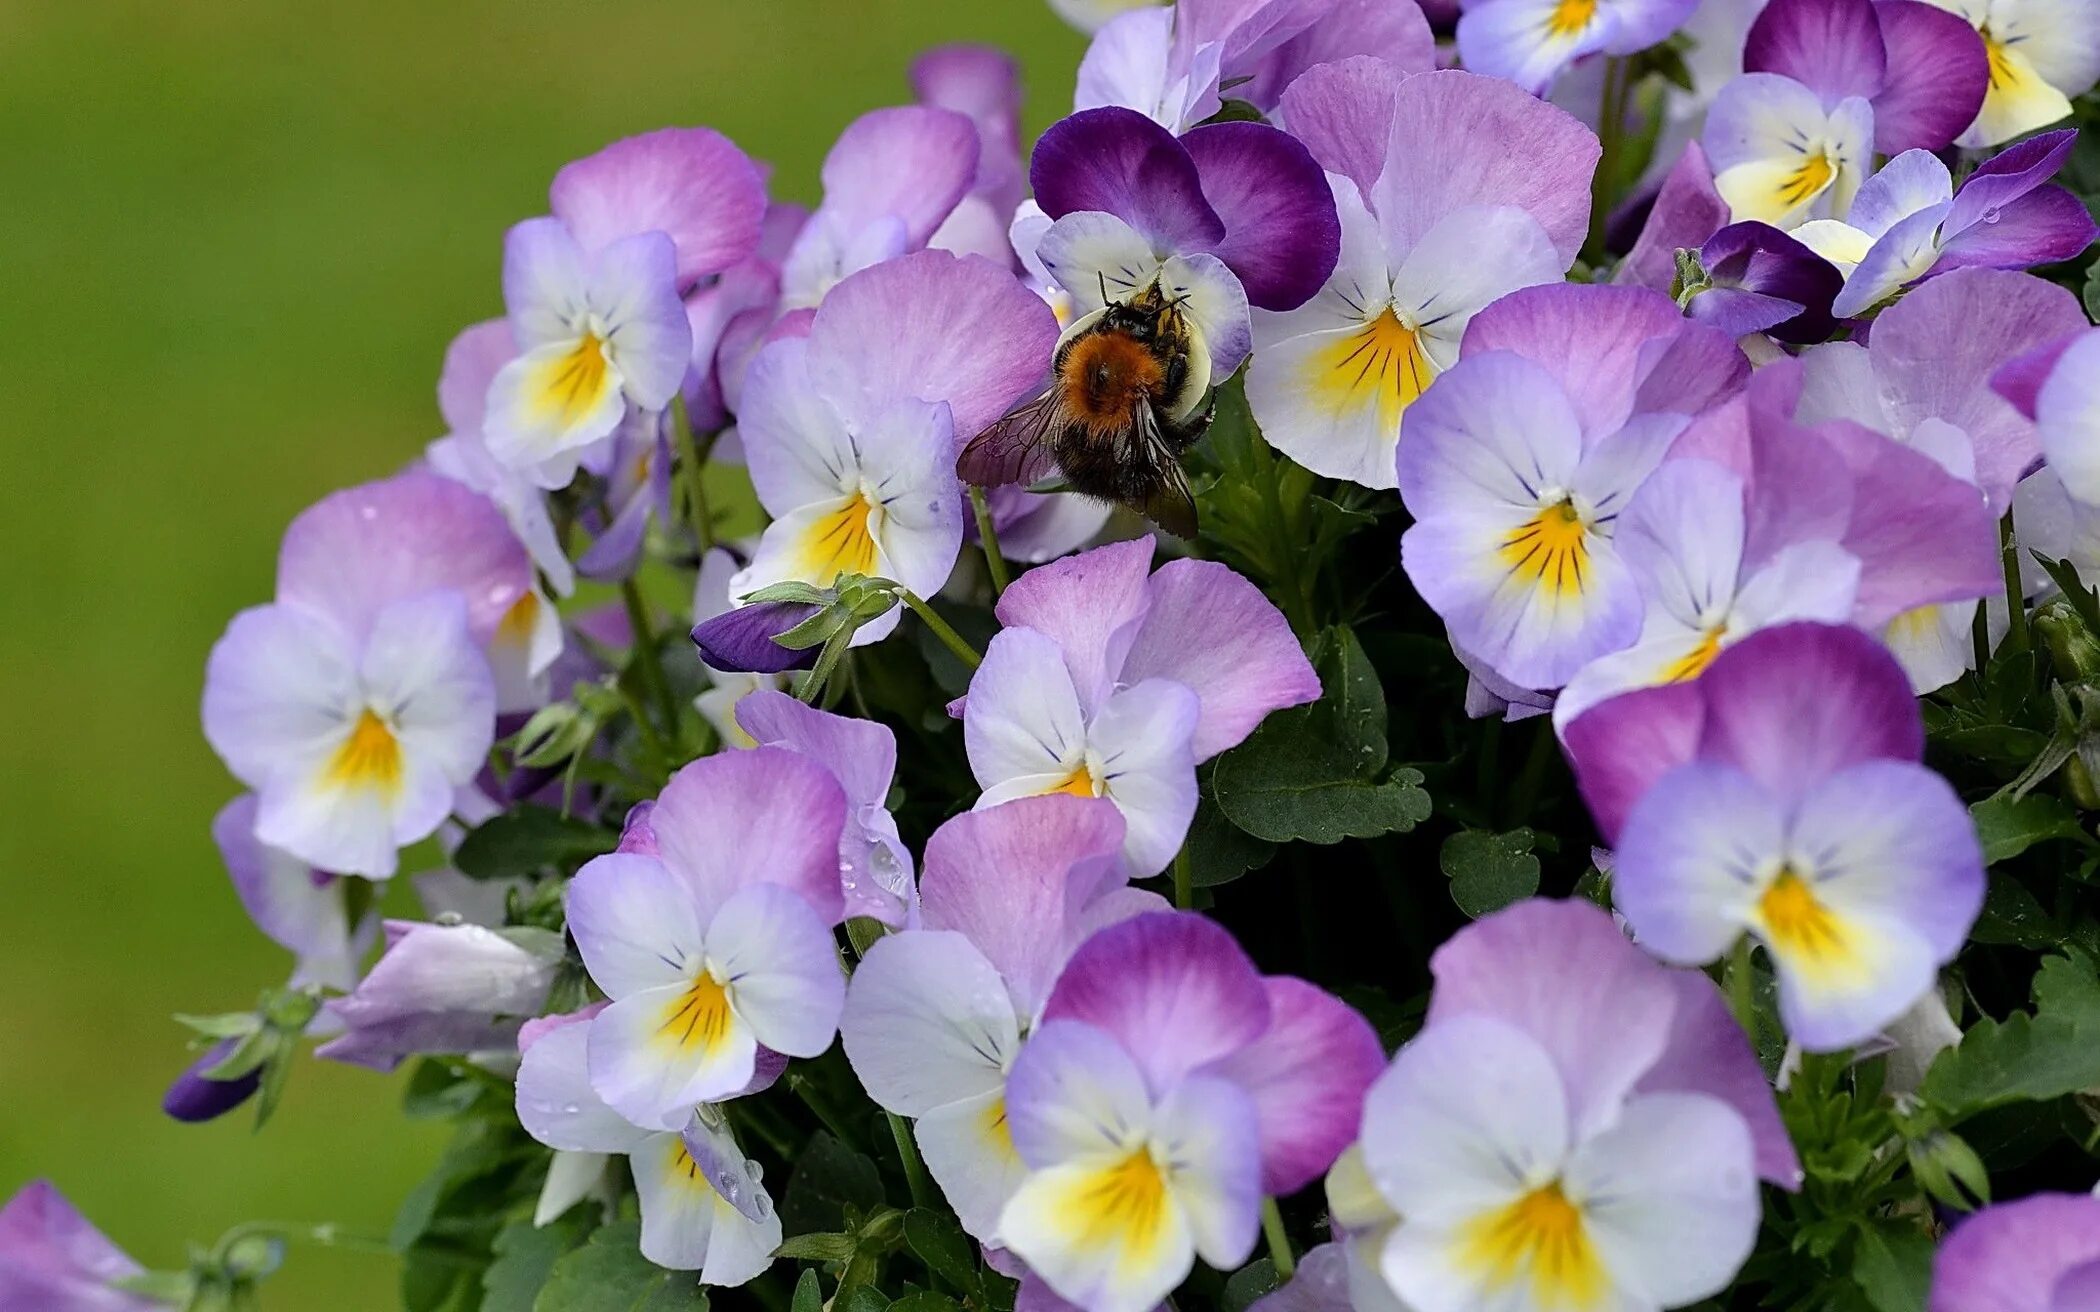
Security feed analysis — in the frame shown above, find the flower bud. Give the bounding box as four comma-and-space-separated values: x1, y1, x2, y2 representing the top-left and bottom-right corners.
160, 1040, 262, 1124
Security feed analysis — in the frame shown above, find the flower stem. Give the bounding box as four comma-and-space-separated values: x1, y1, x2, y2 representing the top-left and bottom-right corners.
1725, 934, 1758, 1043
1586, 57, 1630, 265
887, 1111, 938, 1212
672, 395, 718, 554
1173, 845, 1194, 910
620, 577, 682, 736
969, 487, 1012, 597
1261, 1198, 1296, 1280
2001, 511, 2029, 657
900, 590, 982, 669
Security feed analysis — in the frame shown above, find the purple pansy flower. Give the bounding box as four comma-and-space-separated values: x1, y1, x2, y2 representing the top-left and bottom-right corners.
161, 1037, 264, 1124
548, 126, 769, 294
314, 919, 564, 1071
1930, 1192, 2100, 1312
1743, 0, 1989, 154
915, 45, 1028, 267
970, 483, 1114, 564
1359, 899, 1793, 1312
1998, 327, 2100, 509
211, 794, 375, 992
1457, 0, 1696, 93
962, 538, 1320, 875
563, 748, 848, 1128
515, 1008, 782, 1282
1247, 63, 1598, 488
1021, 105, 1340, 380
731, 250, 1058, 643
841, 796, 1165, 1242
1566, 623, 1985, 1050
0, 1181, 168, 1311
202, 472, 530, 877
998, 911, 1382, 1312
1920, 0, 2100, 146
779, 106, 981, 311
688, 548, 793, 744
1398, 284, 1746, 693
1684, 221, 1844, 342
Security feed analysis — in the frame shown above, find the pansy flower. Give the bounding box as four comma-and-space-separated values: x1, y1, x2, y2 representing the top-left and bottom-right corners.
1678, 221, 1844, 343
1742, 0, 1989, 155
1922, 0, 2100, 146
1022, 106, 1340, 382
962, 538, 1319, 874
730, 249, 1059, 644
1703, 73, 1873, 229
1246, 63, 1598, 488
1997, 327, 2100, 511
841, 796, 1163, 1242
211, 795, 376, 993
999, 912, 1382, 1312
202, 472, 536, 877
1359, 899, 1796, 1312
914, 45, 1028, 267
1929, 1192, 2100, 1312
1457, 0, 1696, 94
314, 919, 564, 1071
0, 1181, 166, 1312
1397, 284, 1746, 693
1566, 623, 1986, 1050
515, 1007, 781, 1282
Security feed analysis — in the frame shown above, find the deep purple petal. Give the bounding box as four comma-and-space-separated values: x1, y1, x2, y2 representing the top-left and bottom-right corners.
689, 602, 822, 674
549, 127, 769, 286
1947, 128, 2079, 232
1179, 121, 1342, 309
161, 1038, 263, 1123
1869, 1, 1990, 153
1989, 331, 2084, 420
1040, 910, 1272, 1097
1208, 977, 1384, 1194
1616, 142, 1730, 294
1743, 0, 1887, 106
1942, 186, 2099, 272
1030, 107, 1226, 253
1696, 622, 1925, 797
1930, 1194, 2100, 1312
1563, 680, 1707, 846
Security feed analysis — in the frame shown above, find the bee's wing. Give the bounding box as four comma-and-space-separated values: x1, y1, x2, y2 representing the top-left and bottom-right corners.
958, 391, 1064, 488
1134, 402, 1199, 539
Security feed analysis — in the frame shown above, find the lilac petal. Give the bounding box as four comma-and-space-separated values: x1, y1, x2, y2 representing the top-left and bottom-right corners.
1816, 422, 2001, 623
840, 930, 1016, 1116
575, 431, 672, 581
819, 106, 981, 246
1208, 977, 1384, 1194
1635, 972, 1802, 1186
1563, 679, 1707, 846
1040, 911, 1272, 1097
1120, 558, 1321, 760
1273, 55, 1409, 200
1180, 121, 1341, 310
911, 44, 1025, 209
994, 537, 1157, 716
1990, 330, 2085, 420
162, 1038, 263, 1123
213, 794, 363, 991
1947, 128, 2079, 233
1941, 185, 2099, 272
1931, 1194, 2100, 1312
918, 795, 1129, 1020
704, 883, 849, 1059
1238, 0, 1437, 112
1372, 69, 1600, 268
0, 1181, 158, 1312
1869, 0, 1990, 153
734, 689, 895, 812
1697, 622, 1923, 799
566, 853, 707, 999
1742, 0, 1887, 106
549, 127, 768, 286
1030, 107, 1226, 254
1426, 899, 1680, 1138
437, 318, 514, 436
515, 1013, 653, 1154
276, 470, 531, 646
1616, 141, 1731, 294
689, 601, 822, 675
648, 747, 850, 924
1248, 1243, 1356, 1312
805, 247, 1061, 440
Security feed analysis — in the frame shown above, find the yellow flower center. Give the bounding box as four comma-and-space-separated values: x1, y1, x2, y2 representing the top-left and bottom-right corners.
797, 492, 881, 584
536, 332, 611, 426
1662, 628, 1725, 683
1779, 153, 1837, 208
1500, 500, 1591, 600
497, 589, 540, 645
1757, 868, 1851, 964
1074, 1150, 1170, 1256
1461, 1181, 1606, 1309
1545, 0, 1598, 37
326, 708, 403, 794
1312, 308, 1436, 433
659, 971, 736, 1056
982, 1095, 1017, 1162
1047, 762, 1102, 799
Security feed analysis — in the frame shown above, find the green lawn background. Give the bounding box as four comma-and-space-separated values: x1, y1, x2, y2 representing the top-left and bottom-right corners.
0, 3, 1082, 1304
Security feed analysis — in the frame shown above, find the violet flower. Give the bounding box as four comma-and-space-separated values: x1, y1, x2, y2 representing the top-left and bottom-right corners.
1457, 0, 1695, 93
160, 1038, 263, 1124
0, 1181, 169, 1311
313, 919, 564, 1071
1685, 221, 1844, 342
1743, 0, 1988, 154
1930, 1191, 2100, 1312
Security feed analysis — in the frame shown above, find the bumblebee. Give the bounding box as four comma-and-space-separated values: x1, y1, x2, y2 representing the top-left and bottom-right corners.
958, 281, 1212, 538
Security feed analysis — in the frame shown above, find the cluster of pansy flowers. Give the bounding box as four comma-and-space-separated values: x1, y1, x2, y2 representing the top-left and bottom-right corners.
15, 0, 2100, 1307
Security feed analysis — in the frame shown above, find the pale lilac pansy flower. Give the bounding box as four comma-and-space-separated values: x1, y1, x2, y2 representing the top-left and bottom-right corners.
1247, 62, 1598, 488
689, 547, 788, 748
211, 794, 376, 993
1397, 283, 1747, 694
515, 1007, 782, 1282
734, 690, 915, 928
1929, 1192, 2100, 1312
1921, 0, 2100, 146
1020, 106, 1340, 384
564, 748, 848, 1129
778, 106, 981, 312
1566, 623, 1986, 1051
1072, 0, 1355, 134
840, 796, 1163, 1242
998, 911, 1383, 1312
0, 1180, 167, 1312
1359, 899, 1796, 1312
730, 249, 1059, 644
914, 45, 1028, 268
961, 538, 1320, 875
313, 919, 564, 1071
1457, 0, 1695, 94
202, 472, 532, 877
1703, 74, 1873, 230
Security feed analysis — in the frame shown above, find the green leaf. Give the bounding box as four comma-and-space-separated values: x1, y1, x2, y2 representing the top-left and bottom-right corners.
836, 1290, 891, 1312
1852, 1223, 1933, 1312
773, 1232, 858, 1263
886, 1295, 963, 1312
903, 1208, 981, 1298
1223, 1258, 1282, 1311
1969, 791, 2092, 864
1440, 829, 1543, 918
533, 1221, 708, 1311
454, 806, 617, 879
2084, 254, 2100, 323
483, 1209, 597, 1312
1202, 98, 1268, 123
1213, 628, 1432, 843
780, 1132, 885, 1236
791, 1270, 823, 1312
1187, 779, 1278, 888
1922, 951, 2100, 1119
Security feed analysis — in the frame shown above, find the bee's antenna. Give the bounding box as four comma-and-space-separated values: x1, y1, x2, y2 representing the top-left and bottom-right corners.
1097, 270, 1110, 305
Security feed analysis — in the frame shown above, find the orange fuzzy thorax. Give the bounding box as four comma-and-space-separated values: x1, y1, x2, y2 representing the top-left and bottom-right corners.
1059, 331, 1167, 435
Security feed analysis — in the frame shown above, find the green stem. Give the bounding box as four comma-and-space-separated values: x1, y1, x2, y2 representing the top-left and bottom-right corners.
1173, 845, 1194, 910
969, 487, 1012, 596
1261, 1199, 1296, 1280
620, 578, 681, 735
614, 683, 674, 777
787, 1073, 861, 1151
1725, 934, 1758, 1044
2001, 511, 2029, 656
900, 590, 982, 669
796, 630, 852, 706
672, 396, 719, 554
887, 1111, 938, 1212
1504, 721, 1558, 828
1586, 57, 1629, 264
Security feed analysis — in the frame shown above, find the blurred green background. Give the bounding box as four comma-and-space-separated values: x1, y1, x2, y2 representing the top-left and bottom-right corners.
0, 2, 1083, 1304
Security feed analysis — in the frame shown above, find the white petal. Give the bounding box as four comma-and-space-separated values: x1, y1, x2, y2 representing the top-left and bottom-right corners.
840, 931, 1018, 1116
